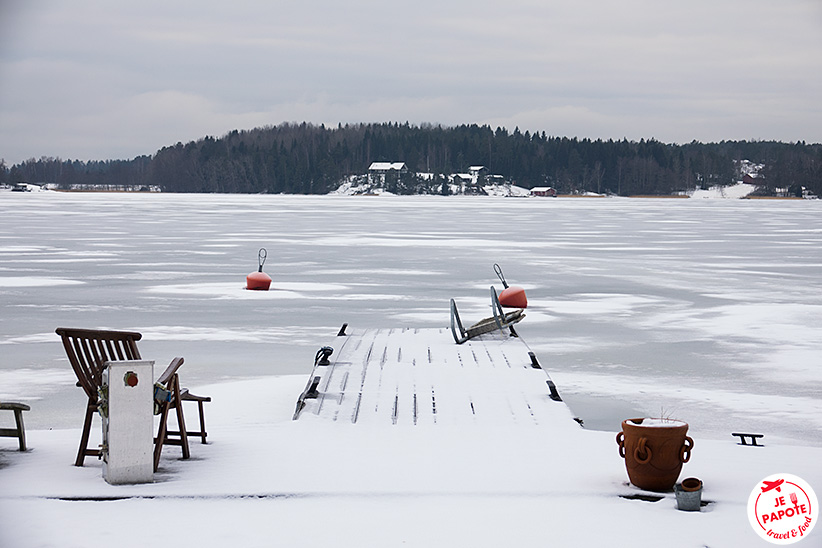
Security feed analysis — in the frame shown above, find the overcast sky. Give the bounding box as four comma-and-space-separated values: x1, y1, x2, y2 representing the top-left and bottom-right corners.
1, 0, 821, 164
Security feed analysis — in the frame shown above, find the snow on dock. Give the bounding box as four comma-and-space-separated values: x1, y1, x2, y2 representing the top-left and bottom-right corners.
293, 326, 576, 428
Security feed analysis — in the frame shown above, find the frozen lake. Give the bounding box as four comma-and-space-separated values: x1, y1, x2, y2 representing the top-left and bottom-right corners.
1, 192, 821, 445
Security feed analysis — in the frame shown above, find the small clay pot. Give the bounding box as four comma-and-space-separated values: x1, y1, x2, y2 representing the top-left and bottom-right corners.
616, 418, 694, 492
680, 477, 702, 492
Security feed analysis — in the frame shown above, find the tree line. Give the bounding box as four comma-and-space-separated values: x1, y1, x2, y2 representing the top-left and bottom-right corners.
2, 123, 821, 196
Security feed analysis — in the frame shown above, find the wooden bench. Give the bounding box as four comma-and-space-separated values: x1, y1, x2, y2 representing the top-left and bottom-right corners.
732, 432, 764, 446
0, 402, 30, 451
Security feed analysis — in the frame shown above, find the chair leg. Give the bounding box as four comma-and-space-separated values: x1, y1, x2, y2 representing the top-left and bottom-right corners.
155, 374, 191, 470
14, 409, 26, 451
153, 402, 170, 472
172, 383, 190, 460
179, 392, 210, 443
75, 402, 96, 466
197, 401, 207, 444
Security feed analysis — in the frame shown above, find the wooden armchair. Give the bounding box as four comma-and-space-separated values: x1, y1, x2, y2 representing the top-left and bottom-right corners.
55, 327, 210, 471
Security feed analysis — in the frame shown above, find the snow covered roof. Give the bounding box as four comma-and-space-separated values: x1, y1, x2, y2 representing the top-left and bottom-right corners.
368, 162, 406, 171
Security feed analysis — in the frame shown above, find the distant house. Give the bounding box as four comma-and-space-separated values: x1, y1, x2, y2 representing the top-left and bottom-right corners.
450, 173, 482, 194
530, 186, 557, 197
368, 162, 407, 185
468, 166, 487, 180
742, 174, 761, 185
11, 182, 46, 192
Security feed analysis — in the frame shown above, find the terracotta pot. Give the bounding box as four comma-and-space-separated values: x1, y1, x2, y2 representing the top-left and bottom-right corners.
616, 418, 694, 492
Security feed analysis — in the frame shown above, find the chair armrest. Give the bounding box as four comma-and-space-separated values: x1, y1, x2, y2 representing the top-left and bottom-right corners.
0, 402, 31, 412
180, 389, 211, 403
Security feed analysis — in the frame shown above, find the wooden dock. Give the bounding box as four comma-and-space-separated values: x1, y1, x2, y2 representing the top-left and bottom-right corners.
293, 325, 574, 427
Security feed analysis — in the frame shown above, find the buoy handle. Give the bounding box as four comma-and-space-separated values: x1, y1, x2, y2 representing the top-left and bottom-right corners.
258, 248, 267, 272
494, 263, 509, 289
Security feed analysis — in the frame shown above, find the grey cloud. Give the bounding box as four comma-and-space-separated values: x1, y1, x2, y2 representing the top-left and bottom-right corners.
1, 0, 821, 163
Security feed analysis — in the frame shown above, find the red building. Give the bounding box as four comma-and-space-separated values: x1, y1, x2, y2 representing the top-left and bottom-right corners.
530, 186, 557, 197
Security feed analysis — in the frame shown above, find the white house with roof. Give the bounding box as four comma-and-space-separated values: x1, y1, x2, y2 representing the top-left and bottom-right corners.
368, 162, 407, 185
445, 166, 488, 194
468, 166, 486, 181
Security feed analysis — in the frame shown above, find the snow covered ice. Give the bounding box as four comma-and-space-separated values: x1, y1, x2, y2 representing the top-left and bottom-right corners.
1, 191, 821, 547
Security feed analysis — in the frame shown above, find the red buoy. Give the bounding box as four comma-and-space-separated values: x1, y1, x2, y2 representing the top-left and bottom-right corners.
499, 286, 527, 309
246, 248, 272, 290
246, 270, 271, 290
494, 263, 527, 308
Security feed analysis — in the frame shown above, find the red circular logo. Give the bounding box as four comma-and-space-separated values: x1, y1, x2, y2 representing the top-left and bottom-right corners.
748, 473, 818, 544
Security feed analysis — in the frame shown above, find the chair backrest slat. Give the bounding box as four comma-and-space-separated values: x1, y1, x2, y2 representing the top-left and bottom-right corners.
71, 337, 95, 397
87, 339, 104, 382
126, 338, 140, 360
93, 339, 115, 383
102, 339, 116, 361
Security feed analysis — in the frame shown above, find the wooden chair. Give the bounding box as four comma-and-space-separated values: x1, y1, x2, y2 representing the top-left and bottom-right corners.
55, 327, 210, 470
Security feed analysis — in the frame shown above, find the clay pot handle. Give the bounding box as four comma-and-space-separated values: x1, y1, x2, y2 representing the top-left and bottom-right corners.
634, 437, 652, 464
616, 431, 625, 458
680, 435, 694, 463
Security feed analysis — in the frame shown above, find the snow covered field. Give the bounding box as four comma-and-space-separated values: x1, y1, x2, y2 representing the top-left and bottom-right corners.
1, 192, 821, 546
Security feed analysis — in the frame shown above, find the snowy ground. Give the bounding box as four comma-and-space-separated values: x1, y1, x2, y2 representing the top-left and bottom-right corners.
1, 192, 821, 546
689, 182, 756, 199
2, 373, 820, 547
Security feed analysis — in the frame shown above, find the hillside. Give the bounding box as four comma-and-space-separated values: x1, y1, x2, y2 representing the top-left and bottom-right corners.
3, 123, 821, 196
